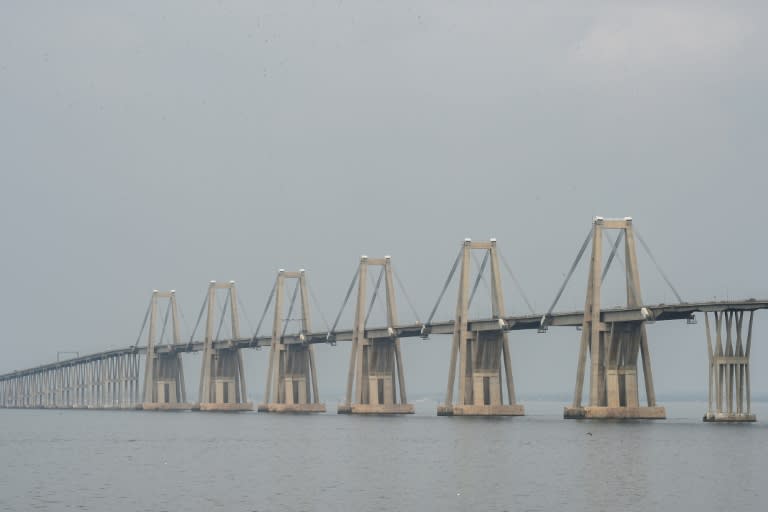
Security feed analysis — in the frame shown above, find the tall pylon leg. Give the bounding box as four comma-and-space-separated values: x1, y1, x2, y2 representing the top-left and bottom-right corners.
259, 270, 325, 412
142, 290, 192, 410
338, 256, 413, 414
196, 281, 253, 411
438, 239, 524, 416
564, 217, 665, 419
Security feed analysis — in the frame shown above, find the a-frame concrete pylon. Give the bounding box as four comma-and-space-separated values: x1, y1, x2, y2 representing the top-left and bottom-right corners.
258, 270, 325, 413
196, 281, 253, 411
142, 290, 191, 410
438, 239, 524, 416
564, 217, 665, 419
338, 256, 413, 414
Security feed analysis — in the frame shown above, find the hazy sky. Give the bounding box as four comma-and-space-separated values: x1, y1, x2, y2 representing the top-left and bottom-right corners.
1, 1, 767, 401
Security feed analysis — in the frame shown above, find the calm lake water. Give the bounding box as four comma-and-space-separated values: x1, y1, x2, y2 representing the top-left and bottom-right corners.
1, 399, 766, 512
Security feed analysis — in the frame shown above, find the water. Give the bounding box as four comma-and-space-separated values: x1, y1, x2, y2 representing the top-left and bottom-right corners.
1, 400, 767, 512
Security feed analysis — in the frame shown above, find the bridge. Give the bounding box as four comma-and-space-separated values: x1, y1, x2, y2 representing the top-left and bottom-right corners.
0, 217, 762, 422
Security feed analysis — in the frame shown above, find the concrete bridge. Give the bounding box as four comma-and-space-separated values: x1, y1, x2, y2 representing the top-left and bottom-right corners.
0, 217, 762, 422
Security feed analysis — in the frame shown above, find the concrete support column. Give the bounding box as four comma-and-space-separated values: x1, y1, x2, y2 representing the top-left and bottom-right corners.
704, 311, 756, 422
339, 257, 413, 414
260, 270, 325, 413
439, 239, 523, 417
564, 217, 665, 420
141, 290, 191, 411
197, 281, 252, 411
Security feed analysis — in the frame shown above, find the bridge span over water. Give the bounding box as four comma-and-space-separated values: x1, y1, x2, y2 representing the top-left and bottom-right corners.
1, 217, 763, 422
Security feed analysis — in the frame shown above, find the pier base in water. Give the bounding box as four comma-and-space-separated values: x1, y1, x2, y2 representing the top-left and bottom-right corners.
142, 402, 192, 411
258, 403, 326, 413
564, 406, 666, 419
703, 412, 756, 422
438, 404, 524, 416
337, 403, 414, 414
195, 402, 253, 412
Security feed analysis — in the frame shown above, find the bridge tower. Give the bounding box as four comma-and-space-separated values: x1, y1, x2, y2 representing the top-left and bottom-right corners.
338, 256, 413, 414
564, 217, 666, 419
703, 310, 756, 422
141, 290, 191, 410
196, 281, 253, 411
438, 239, 524, 416
258, 270, 325, 413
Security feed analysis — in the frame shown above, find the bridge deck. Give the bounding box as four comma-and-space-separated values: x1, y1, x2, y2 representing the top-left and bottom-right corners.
2, 299, 766, 380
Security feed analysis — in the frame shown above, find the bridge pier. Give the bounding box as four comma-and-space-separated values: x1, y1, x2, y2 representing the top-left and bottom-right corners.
196, 281, 253, 411
438, 240, 523, 417
0, 352, 140, 409
703, 311, 756, 422
141, 291, 192, 411
338, 256, 413, 414
564, 217, 665, 420
259, 270, 325, 413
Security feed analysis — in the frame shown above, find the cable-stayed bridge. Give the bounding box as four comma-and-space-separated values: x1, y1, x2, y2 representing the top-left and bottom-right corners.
1, 217, 763, 422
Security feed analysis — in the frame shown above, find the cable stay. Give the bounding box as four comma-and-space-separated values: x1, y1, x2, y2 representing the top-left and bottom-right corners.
187, 293, 209, 349
603, 230, 642, 303
393, 267, 422, 324
364, 265, 386, 328
467, 250, 490, 311
540, 227, 594, 331
214, 291, 231, 341
306, 280, 331, 333
280, 279, 301, 339
173, 302, 189, 346
251, 277, 278, 346
177, 301, 191, 346
236, 294, 254, 339
329, 267, 360, 343
133, 295, 154, 349
424, 247, 463, 333
602, 230, 625, 284
158, 300, 171, 345
635, 228, 684, 304
498, 249, 536, 315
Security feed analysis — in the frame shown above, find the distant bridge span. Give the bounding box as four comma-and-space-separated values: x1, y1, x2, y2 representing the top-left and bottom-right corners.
3, 299, 765, 378
0, 217, 763, 422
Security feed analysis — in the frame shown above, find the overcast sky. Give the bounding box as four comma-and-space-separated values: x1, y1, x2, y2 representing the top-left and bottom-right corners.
1, 1, 767, 402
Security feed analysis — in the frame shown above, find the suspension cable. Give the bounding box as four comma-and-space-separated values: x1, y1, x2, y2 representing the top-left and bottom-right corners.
426, 247, 462, 326
542, 227, 593, 326
498, 249, 536, 315
393, 267, 422, 323
364, 265, 385, 327
635, 228, 684, 303
330, 267, 359, 335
